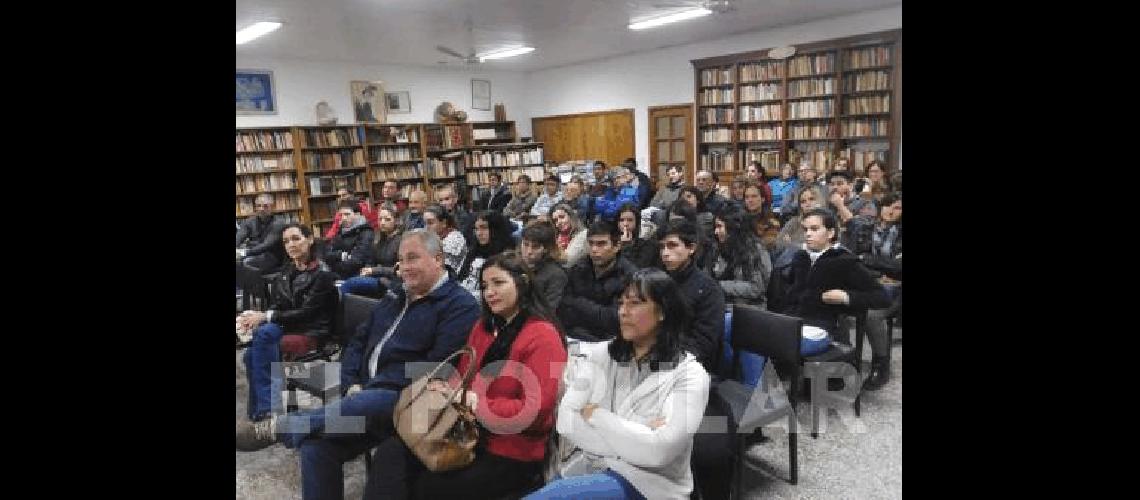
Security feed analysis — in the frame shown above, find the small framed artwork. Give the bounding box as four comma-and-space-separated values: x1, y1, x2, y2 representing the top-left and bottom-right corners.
236, 69, 277, 115
351, 80, 386, 123
471, 79, 491, 110
385, 91, 412, 114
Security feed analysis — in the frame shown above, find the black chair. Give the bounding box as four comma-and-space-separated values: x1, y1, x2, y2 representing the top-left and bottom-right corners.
285, 293, 381, 404
236, 264, 272, 311
711, 304, 802, 488
802, 312, 867, 439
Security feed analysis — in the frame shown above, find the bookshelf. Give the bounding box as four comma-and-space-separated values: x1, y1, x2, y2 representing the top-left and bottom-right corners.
296, 125, 366, 235
470, 121, 518, 145
363, 123, 428, 213
691, 29, 901, 181
458, 142, 545, 206
235, 127, 303, 224
424, 123, 474, 152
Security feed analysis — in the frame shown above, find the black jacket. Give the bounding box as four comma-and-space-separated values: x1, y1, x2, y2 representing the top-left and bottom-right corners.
619, 235, 658, 269
323, 221, 375, 279
367, 230, 402, 278
236, 214, 287, 261
557, 256, 638, 340
666, 260, 725, 375
785, 246, 890, 336
480, 185, 513, 212
531, 258, 568, 311
268, 260, 339, 340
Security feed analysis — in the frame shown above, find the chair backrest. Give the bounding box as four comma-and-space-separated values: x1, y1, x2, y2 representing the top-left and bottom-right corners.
339, 293, 383, 343
731, 304, 802, 365
236, 265, 272, 309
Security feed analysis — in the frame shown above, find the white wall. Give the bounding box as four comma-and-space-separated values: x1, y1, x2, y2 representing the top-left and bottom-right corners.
236, 56, 531, 133
522, 5, 902, 173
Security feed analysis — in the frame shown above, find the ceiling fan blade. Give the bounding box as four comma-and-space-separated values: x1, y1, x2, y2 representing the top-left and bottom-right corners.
436, 45, 466, 59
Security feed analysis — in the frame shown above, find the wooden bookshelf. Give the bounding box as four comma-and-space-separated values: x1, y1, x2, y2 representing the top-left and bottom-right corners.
235, 126, 304, 224
692, 29, 901, 179
471, 121, 518, 144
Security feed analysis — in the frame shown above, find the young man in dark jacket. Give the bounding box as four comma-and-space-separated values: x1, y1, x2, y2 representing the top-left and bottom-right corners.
236, 193, 287, 272
237, 229, 481, 500
556, 220, 637, 341
658, 218, 726, 374
322, 201, 375, 279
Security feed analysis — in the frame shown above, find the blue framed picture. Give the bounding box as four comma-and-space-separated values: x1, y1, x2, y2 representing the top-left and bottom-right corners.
236, 69, 277, 115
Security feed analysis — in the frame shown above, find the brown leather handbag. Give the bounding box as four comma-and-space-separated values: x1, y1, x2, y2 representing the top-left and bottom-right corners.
392, 346, 480, 472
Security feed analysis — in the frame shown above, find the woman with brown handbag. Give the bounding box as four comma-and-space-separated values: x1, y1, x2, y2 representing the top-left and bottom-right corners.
366, 250, 568, 499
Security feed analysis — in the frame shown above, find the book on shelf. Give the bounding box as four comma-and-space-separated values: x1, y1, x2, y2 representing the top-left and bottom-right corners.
236, 130, 294, 151
740, 149, 782, 174
789, 143, 833, 170
839, 147, 889, 173
739, 61, 784, 81
235, 193, 301, 217
308, 172, 366, 195
788, 99, 834, 119
840, 118, 888, 137
844, 46, 892, 69
738, 104, 782, 122
842, 70, 891, 93
368, 145, 420, 162
700, 108, 734, 125
739, 83, 781, 101
699, 88, 733, 105
304, 149, 366, 171
428, 152, 465, 178
365, 125, 421, 144
701, 128, 733, 143
303, 128, 362, 148
787, 122, 836, 140
787, 77, 835, 98
788, 53, 835, 77
843, 95, 890, 115
700, 151, 736, 171
467, 147, 543, 168
372, 164, 425, 181
738, 125, 783, 141
700, 67, 733, 85
236, 173, 297, 194
236, 154, 295, 174
425, 124, 472, 150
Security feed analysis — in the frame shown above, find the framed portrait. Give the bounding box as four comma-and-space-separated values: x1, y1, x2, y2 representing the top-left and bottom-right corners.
471, 79, 491, 111
351, 81, 386, 123
236, 69, 277, 115
469, 79, 492, 110
385, 91, 411, 114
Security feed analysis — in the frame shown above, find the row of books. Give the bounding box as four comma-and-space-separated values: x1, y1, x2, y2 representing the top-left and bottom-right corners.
839, 147, 889, 172
788, 99, 835, 119
700, 152, 736, 171
308, 173, 366, 196
740, 83, 782, 101
739, 125, 783, 141
740, 62, 784, 81
700, 68, 733, 86
430, 181, 460, 198
788, 123, 837, 140
741, 149, 782, 171
788, 53, 835, 77
235, 193, 301, 217
235, 173, 297, 194
700, 108, 734, 125
789, 143, 834, 170
788, 78, 836, 98
468, 148, 543, 168
425, 124, 472, 150
844, 96, 890, 115
841, 119, 888, 137
701, 128, 733, 143
369, 146, 420, 162
237, 130, 294, 152
739, 104, 782, 121
304, 150, 366, 171
365, 126, 420, 144
309, 199, 339, 221
699, 89, 733, 105
303, 128, 361, 148
845, 46, 892, 69
428, 156, 464, 178
236, 154, 294, 174
372, 164, 425, 180
843, 71, 891, 92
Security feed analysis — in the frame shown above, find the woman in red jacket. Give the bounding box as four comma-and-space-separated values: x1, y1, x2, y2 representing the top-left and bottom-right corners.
365, 250, 567, 500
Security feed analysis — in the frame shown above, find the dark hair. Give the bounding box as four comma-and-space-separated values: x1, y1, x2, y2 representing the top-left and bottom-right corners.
866, 160, 886, 173
463, 210, 513, 264
488, 172, 502, 182
715, 209, 764, 279
521, 220, 563, 263
594, 161, 607, 169
423, 204, 454, 229
662, 217, 699, 247
827, 170, 853, 184
383, 180, 399, 188
281, 222, 313, 238
608, 268, 691, 370
802, 208, 840, 242
545, 174, 560, 184
516, 174, 532, 183
667, 164, 684, 174
281, 223, 317, 263
880, 192, 901, 207
477, 251, 566, 372
586, 219, 619, 244
678, 186, 707, 212
337, 200, 360, 213
616, 202, 642, 238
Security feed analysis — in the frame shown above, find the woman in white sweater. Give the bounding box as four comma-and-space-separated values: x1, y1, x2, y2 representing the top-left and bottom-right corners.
525, 269, 711, 500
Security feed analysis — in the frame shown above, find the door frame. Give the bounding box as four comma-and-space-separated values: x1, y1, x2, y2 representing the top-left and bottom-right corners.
647, 103, 696, 185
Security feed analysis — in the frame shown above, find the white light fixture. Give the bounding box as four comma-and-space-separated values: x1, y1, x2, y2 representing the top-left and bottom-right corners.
478, 47, 535, 62
628, 8, 712, 30
236, 22, 282, 45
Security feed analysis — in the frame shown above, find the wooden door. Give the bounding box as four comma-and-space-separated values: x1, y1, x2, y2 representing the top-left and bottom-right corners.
531, 109, 635, 168
648, 104, 694, 186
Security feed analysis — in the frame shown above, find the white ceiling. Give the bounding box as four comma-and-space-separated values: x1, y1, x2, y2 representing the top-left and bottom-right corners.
236, 0, 901, 72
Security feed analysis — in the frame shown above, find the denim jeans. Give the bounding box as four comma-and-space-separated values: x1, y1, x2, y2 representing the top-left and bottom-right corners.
276, 388, 400, 500
243, 322, 287, 420
801, 335, 831, 357
525, 470, 646, 500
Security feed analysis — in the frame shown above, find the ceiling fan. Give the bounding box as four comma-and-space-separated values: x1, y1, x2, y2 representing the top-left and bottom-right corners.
650, 0, 736, 14
436, 16, 481, 66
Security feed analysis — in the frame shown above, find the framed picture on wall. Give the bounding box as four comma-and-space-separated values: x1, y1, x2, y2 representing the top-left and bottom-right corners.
236, 69, 277, 115
351, 80, 386, 123
385, 91, 411, 114
471, 79, 491, 111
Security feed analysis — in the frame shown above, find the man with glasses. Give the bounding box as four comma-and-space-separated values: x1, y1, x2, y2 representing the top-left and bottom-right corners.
236, 193, 287, 273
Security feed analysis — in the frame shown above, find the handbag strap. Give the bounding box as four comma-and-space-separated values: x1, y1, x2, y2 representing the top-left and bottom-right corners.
420, 345, 479, 408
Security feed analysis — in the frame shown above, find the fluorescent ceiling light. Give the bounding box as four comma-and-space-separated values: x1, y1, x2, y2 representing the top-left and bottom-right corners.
478, 47, 535, 62
236, 22, 282, 45
628, 8, 712, 30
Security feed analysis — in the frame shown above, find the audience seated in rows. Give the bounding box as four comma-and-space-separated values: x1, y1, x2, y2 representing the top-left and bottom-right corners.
400, 190, 427, 230
712, 209, 772, 310
457, 210, 515, 300
530, 174, 563, 218
323, 188, 378, 239
519, 221, 569, 311
474, 172, 512, 213
236, 193, 287, 272
322, 200, 375, 280
503, 175, 538, 220
592, 166, 644, 222
423, 204, 467, 274
341, 204, 402, 298
556, 220, 638, 341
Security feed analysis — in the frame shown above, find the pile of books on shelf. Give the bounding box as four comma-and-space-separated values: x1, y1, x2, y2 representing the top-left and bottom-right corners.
739, 104, 781, 122
740, 150, 782, 172
840, 147, 889, 172
236, 130, 293, 151
236, 173, 297, 194
699, 89, 733, 105
844, 96, 890, 115
308, 173, 366, 195
425, 125, 470, 150
843, 71, 891, 92
740, 62, 783, 82
370, 146, 420, 162
739, 125, 783, 141
701, 128, 733, 142
700, 151, 736, 171
700, 67, 732, 85
788, 99, 834, 119
788, 78, 835, 97
373, 164, 424, 181
789, 144, 832, 170
740, 83, 781, 101
788, 123, 836, 140
429, 153, 464, 178
305, 150, 365, 171
236, 154, 294, 174
700, 108, 734, 125
789, 53, 835, 77
468, 147, 543, 168
366, 126, 420, 144
235, 193, 301, 217
304, 128, 361, 147
841, 118, 888, 137
845, 46, 892, 69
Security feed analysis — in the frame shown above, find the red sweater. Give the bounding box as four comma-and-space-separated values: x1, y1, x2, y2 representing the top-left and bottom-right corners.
454, 316, 566, 463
